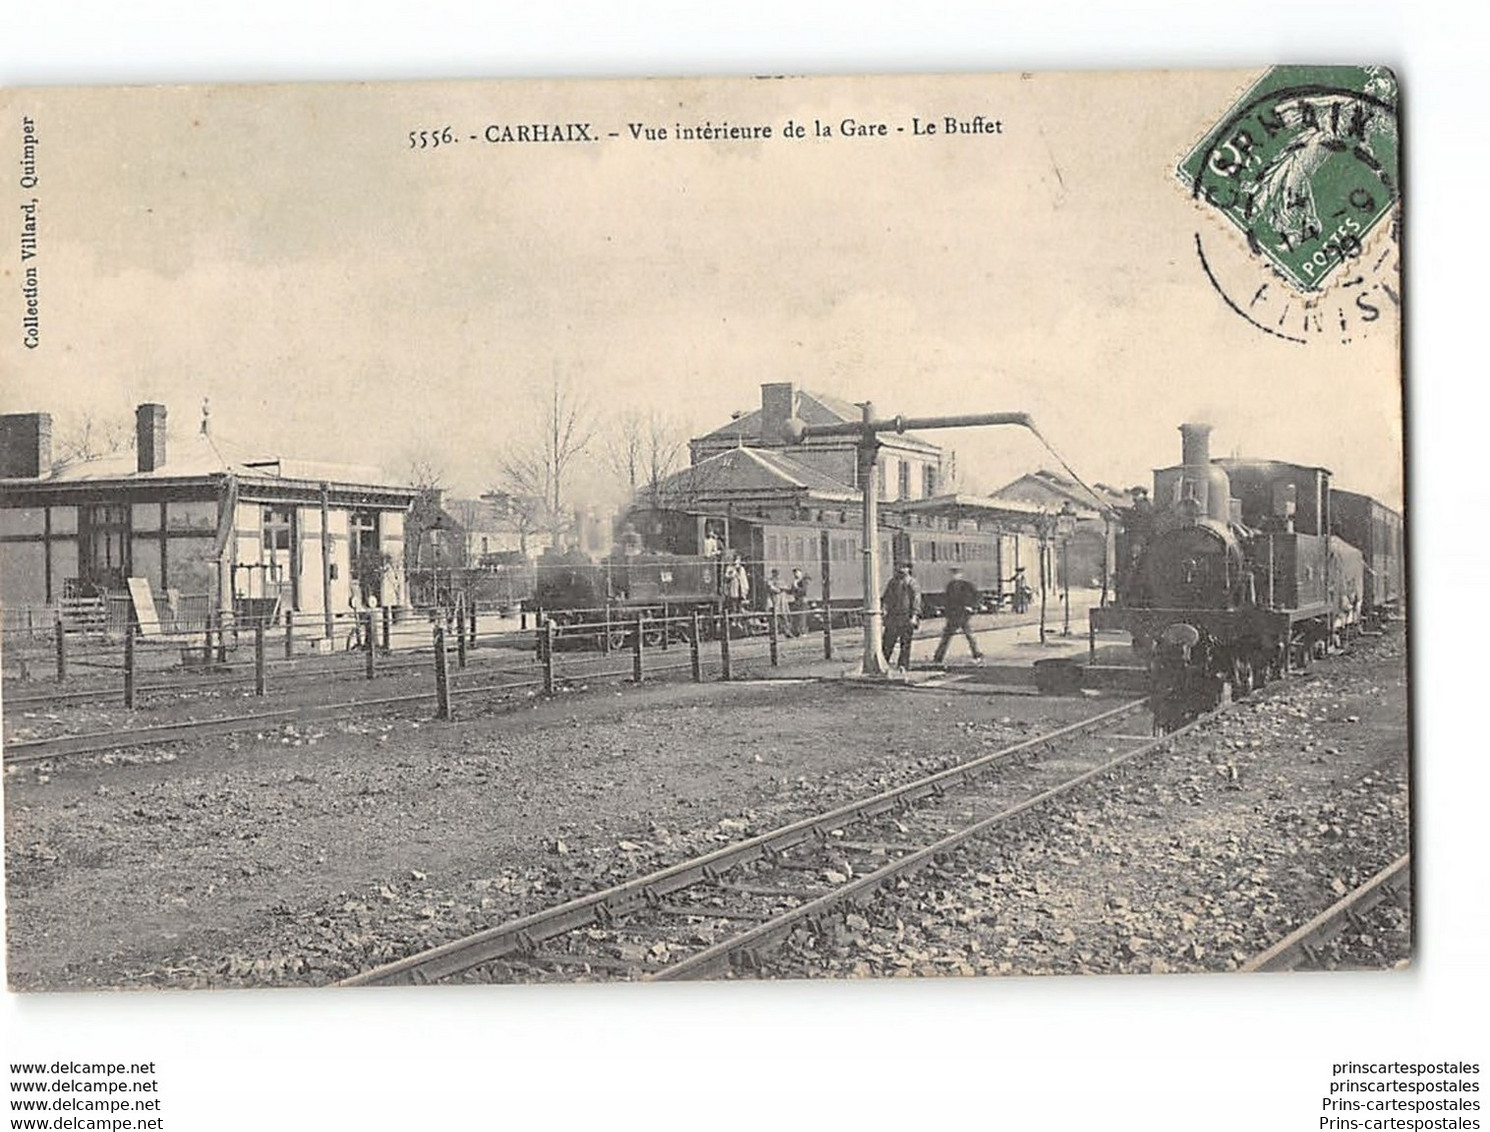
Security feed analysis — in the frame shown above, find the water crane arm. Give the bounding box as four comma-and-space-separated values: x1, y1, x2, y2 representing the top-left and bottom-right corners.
784, 411, 1034, 444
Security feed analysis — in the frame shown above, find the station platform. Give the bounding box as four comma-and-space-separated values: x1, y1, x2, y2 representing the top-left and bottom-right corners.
765, 591, 1149, 694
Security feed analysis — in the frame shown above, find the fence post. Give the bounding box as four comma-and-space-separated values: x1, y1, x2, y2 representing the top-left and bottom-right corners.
456, 610, 468, 669
468, 600, 478, 650
364, 610, 376, 680
542, 620, 555, 696
823, 605, 834, 660
381, 604, 392, 654
433, 623, 452, 721
601, 602, 612, 655
255, 621, 267, 696
1089, 618, 1097, 665
768, 608, 779, 666
55, 610, 67, 683
284, 608, 294, 659
204, 615, 214, 664
659, 602, 669, 651
690, 612, 702, 683
123, 626, 136, 709
632, 614, 644, 683
215, 611, 227, 664
719, 610, 732, 681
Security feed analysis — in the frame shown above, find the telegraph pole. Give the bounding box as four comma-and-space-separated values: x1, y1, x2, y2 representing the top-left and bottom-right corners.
785, 407, 1035, 677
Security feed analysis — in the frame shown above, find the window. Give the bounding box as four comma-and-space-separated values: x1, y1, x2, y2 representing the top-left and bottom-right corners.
923, 465, 938, 498
352, 511, 380, 559
263, 507, 293, 552
262, 506, 296, 592
351, 511, 382, 602
898, 460, 912, 500
82, 503, 130, 590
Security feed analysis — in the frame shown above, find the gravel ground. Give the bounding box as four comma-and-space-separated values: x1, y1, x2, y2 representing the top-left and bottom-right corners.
759, 627, 1411, 979
4, 671, 1095, 989
3, 625, 1408, 990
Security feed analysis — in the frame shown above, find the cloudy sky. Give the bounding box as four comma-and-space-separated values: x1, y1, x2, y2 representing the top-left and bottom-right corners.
3, 70, 1403, 505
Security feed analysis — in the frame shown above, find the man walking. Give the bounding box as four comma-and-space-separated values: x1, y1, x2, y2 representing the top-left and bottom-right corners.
880, 562, 922, 670
933, 566, 984, 665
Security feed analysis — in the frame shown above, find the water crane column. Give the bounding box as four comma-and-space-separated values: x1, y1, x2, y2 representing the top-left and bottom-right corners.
784, 407, 1036, 677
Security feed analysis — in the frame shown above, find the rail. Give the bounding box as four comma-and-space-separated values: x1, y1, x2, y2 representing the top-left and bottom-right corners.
339, 698, 1162, 986
1240, 854, 1411, 973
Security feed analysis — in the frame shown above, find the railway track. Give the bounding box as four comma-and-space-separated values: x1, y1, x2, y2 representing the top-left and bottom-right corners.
2, 672, 543, 764
2, 617, 1063, 763
339, 696, 1209, 987
1241, 853, 1412, 972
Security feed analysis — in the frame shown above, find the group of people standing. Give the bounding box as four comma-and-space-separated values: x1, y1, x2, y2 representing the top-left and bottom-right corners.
709, 531, 810, 639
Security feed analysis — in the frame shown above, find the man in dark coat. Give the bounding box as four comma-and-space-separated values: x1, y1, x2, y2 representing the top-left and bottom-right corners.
933, 566, 984, 664
880, 563, 922, 670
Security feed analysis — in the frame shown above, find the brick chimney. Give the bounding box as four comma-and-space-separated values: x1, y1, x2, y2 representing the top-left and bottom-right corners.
136, 403, 168, 473
0, 412, 53, 478
760, 382, 795, 444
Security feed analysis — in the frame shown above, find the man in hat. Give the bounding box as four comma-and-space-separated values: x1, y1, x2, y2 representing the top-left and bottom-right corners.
933, 566, 984, 665
880, 562, 922, 670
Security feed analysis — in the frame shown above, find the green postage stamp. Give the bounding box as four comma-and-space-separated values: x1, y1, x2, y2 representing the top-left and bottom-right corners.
1179, 65, 1400, 294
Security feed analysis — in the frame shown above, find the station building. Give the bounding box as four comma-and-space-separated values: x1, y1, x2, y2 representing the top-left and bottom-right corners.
989, 469, 1127, 589
690, 382, 944, 503
0, 404, 419, 627
640, 384, 1120, 601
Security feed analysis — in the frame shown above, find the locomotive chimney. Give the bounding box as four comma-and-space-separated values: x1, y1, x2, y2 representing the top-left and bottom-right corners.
1180, 422, 1212, 470
1178, 422, 1231, 523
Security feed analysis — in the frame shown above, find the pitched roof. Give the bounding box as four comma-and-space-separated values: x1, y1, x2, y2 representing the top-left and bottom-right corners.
698, 388, 937, 451
650, 445, 859, 504
12, 430, 409, 495
989, 470, 1128, 514
895, 493, 1047, 519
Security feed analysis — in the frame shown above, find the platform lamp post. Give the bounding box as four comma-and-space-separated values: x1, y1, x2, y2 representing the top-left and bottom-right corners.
1036, 511, 1052, 646
783, 405, 1035, 677
1057, 501, 1077, 637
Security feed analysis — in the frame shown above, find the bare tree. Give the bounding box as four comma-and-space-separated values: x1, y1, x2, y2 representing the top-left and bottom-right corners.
448, 498, 487, 566
641, 412, 686, 510
403, 455, 447, 571
479, 488, 546, 560
53, 411, 133, 464
605, 410, 646, 496
606, 408, 685, 509
497, 370, 597, 550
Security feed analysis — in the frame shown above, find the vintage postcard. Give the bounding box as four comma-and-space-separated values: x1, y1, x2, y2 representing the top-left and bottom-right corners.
1, 68, 1406, 991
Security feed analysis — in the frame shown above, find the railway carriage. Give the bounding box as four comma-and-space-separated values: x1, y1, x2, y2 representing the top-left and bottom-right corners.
1330, 488, 1405, 624
624, 504, 1037, 620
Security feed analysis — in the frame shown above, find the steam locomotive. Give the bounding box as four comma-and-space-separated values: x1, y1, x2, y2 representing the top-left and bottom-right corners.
1090, 423, 1404, 728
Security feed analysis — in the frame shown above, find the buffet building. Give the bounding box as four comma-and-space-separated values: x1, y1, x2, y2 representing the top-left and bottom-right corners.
0, 404, 418, 627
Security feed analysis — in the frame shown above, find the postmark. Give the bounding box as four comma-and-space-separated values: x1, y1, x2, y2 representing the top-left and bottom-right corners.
1179, 66, 1400, 343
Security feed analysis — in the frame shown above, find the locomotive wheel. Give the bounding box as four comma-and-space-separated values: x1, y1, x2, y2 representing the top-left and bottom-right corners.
606, 628, 629, 651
